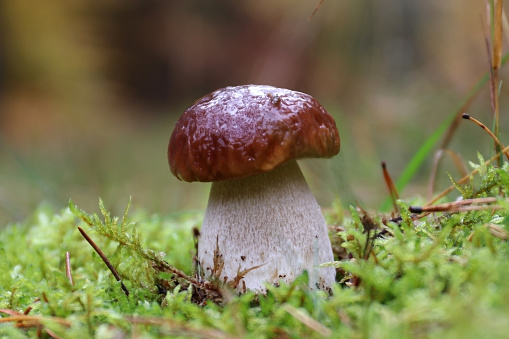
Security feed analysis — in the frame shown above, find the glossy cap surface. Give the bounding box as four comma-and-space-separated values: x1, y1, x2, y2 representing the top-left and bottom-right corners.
168, 85, 340, 182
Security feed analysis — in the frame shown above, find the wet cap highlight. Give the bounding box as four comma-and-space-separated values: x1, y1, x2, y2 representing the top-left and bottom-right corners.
168, 85, 340, 182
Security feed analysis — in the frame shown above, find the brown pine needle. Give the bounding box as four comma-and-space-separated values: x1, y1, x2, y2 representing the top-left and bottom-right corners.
410, 197, 500, 213
0, 314, 71, 326
428, 143, 509, 205
493, 0, 504, 70
65, 252, 74, 286
0, 309, 23, 316
462, 113, 509, 160
381, 161, 399, 213
0, 312, 69, 338
308, 0, 325, 20
484, 0, 504, 165
77, 227, 129, 297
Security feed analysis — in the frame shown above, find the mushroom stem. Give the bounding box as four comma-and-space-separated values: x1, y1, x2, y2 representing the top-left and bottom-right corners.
198, 160, 335, 293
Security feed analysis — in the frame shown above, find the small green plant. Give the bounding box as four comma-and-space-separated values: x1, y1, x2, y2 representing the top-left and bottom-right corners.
69, 198, 163, 295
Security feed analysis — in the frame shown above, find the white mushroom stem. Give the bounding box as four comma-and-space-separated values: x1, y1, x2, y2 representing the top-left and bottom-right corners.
198, 160, 336, 293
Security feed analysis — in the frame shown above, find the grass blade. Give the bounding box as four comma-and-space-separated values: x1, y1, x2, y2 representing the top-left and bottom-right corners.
379, 53, 509, 210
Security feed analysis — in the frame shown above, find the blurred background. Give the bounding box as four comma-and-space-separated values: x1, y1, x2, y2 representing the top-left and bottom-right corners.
1, 0, 508, 225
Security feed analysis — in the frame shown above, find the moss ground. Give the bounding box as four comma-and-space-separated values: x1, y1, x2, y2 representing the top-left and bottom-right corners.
1, 156, 509, 338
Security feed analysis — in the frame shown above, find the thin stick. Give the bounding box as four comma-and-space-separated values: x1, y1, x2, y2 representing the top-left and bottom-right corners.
77, 227, 129, 297
462, 113, 509, 160
65, 252, 74, 286
428, 143, 509, 205
381, 161, 399, 213
410, 197, 500, 213
308, 0, 325, 20
493, 0, 504, 164
493, 0, 504, 70
484, 0, 504, 166
0, 315, 71, 326
411, 204, 502, 213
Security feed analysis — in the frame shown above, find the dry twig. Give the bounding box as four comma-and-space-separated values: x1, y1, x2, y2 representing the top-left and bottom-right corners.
410, 197, 501, 213
428, 144, 509, 205
381, 161, 399, 213
65, 252, 74, 286
77, 227, 129, 297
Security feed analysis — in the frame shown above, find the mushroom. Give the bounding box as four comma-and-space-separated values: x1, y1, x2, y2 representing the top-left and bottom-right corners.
168, 85, 340, 293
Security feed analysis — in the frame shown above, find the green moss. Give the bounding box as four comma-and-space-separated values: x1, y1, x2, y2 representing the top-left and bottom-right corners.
1, 160, 509, 338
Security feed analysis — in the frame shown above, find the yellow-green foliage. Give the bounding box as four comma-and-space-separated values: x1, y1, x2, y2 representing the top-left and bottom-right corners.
1, 160, 509, 338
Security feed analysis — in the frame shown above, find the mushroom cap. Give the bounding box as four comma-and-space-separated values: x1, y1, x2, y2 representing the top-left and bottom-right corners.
168, 85, 340, 182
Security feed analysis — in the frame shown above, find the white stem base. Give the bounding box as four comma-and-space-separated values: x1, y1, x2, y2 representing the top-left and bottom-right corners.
198, 160, 335, 293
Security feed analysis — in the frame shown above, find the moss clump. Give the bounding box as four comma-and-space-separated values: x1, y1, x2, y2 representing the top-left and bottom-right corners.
1, 159, 509, 338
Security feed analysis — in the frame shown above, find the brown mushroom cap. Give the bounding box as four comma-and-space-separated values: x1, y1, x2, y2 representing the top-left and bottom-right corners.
168, 85, 340, 182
